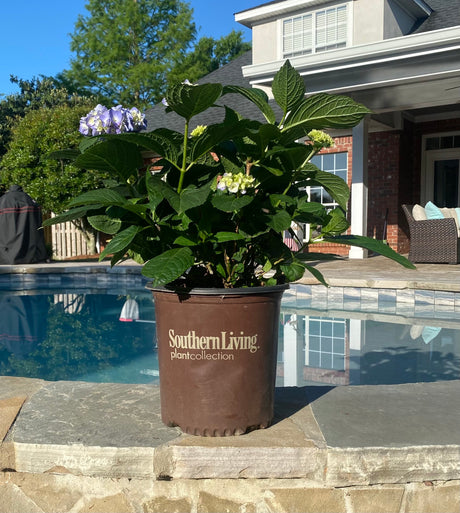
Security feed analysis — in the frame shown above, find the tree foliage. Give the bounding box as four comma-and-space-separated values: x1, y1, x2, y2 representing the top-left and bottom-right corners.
64, 0, 197, 109
63, 0, 251, 109
0, 103, 108, 215
0, 76, 89, 157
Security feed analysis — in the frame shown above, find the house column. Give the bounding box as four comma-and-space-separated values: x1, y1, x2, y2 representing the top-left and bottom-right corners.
349, 117, 369, 259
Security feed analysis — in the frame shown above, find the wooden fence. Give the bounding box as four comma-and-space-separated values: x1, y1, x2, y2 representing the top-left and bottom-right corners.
48, 214, 90, 260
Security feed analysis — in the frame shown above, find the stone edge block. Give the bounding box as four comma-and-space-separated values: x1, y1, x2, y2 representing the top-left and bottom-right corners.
13, 442, 155, 479
325, 445, 460, 486
154, 444, 326, 480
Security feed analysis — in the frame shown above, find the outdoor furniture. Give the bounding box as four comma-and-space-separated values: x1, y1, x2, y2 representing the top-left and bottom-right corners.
402, 204, 460, 264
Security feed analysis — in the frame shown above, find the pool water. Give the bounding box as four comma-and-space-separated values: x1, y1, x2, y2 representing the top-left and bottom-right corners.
1, 285, 459, 386
0, 290, 159, 384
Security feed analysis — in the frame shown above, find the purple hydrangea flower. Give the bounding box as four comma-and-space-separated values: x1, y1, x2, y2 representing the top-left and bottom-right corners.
79, 104, 147, 136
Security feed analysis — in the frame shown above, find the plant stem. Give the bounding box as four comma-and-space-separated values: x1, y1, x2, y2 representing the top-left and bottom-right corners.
177, 119, 189, 194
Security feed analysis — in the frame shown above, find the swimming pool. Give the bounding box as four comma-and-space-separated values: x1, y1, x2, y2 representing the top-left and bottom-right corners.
1, 271, 459, 386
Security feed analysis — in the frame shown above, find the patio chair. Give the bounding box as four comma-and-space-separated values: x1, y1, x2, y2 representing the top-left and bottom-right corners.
402, 204, 460, 264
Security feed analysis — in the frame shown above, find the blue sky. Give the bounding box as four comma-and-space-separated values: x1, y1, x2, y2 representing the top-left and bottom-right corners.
0, 0, 261, 98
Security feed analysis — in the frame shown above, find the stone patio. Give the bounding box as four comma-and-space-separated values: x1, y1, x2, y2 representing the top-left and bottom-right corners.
0, 376, 459, 513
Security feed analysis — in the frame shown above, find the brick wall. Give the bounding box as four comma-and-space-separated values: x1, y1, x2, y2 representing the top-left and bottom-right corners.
367, 131, 402, 251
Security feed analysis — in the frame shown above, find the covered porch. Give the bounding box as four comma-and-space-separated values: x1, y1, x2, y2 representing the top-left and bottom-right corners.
242, 26, 460, 259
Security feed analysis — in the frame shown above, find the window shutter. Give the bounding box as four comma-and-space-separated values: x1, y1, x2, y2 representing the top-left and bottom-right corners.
326, 8, 336, 45
316, 10, 326, 48
337, 5, 347, 45
283, 19, 293, 55
303, 15, 313, 53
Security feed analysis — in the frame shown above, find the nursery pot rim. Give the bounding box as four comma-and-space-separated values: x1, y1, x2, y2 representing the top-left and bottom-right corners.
145, 283, 290, 296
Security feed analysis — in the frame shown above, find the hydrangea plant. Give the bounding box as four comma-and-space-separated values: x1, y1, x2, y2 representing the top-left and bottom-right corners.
45, 61, 414, 289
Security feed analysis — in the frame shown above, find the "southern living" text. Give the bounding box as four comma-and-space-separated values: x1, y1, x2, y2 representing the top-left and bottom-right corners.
168, 329, 259, 353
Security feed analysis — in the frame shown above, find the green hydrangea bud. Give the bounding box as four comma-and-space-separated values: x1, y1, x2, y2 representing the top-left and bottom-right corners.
190, 125, 207, 137
308, 129, 334, 149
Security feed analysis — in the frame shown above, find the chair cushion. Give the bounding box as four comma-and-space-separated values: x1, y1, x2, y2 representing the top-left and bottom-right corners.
441, 207, 460, 236
425, 201, 444, 219
412, 204, 427, 221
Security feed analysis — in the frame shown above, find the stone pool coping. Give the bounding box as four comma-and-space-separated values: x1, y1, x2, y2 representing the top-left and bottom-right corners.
1, 376, 460, 487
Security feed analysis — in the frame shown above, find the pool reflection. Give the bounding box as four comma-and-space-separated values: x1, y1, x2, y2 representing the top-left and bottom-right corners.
276, 311, 460, 387
1, 288, 460, 386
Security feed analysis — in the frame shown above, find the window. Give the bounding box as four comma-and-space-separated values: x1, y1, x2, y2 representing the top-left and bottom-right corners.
308, 317, 346, 371
310, 152, 348, 208
282, 4, 348, 58
299, 152, 347, 242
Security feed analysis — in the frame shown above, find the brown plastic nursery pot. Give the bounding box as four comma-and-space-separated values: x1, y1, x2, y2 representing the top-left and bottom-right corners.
148, 284, 288, 436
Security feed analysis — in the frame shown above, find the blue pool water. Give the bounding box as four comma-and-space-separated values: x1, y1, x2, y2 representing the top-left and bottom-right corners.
1, 276, 459, 386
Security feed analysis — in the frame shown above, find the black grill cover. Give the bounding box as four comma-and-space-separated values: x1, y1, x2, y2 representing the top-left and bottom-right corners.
0, 185, 48, 264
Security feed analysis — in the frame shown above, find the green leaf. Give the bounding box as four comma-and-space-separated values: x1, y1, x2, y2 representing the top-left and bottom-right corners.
46, 149, 81, 161
280, 260, 307, 282
142, 247, 194, 286
75, 139, 143, 182
296, 200, 326, 217
42, 206, 98, 225
321, 209, 349, 235
174, 236, 198, 246
272, 60, 306, 115
79, 136, 101, 152
99, 225, 141, 260
295, 252, 344, 262
146, 173, 166, 210
299, 169, 350, 211
189, 120, 247, 163
180, 183, 211, 212
303, 265, 329, 286
147, 175, 180, 212
165, 83, 222, 121
262, 144, 312, 175
118, 131, 179, 164
282, 93, 371, 140
87, 215, 122, 235
211, 193, 253, 212
269, 194, 296, 207
267, 210, 292, 232
223, 85, 276, 124
219, 154, 244, 175
214, 232, 246, 242
68, 188, 127, 208
245, 124, 281, 154
322, 235, 416, 269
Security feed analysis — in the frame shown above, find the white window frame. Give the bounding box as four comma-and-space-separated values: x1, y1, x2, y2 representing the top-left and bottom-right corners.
421, 132, 460, 206
281, 2, 349, 58
300, 151, 348, 242
306, 317, 347, 371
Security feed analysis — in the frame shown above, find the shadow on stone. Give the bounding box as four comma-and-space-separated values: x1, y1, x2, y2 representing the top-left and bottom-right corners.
273, 385, 334, 424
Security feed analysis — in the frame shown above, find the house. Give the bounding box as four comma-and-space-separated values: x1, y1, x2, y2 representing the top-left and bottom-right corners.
145, 0, 460, 258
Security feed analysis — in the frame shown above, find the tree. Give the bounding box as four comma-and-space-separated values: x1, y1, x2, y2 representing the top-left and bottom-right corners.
0, 103, 109, 252
168, 30, 251, 85
0, 75, 91, 157
64, 0, 197, 109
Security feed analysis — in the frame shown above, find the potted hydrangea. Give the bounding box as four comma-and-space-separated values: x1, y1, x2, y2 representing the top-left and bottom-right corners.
46, 61, 413, 436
